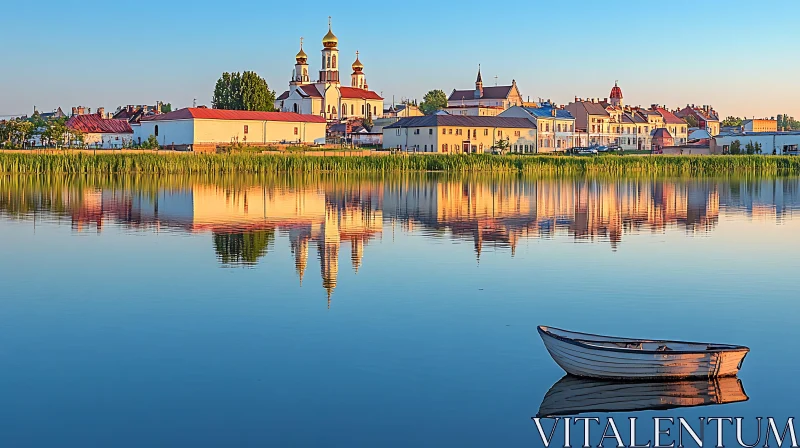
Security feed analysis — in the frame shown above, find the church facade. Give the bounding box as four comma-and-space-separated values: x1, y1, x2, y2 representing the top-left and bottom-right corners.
275, 19, 383, 122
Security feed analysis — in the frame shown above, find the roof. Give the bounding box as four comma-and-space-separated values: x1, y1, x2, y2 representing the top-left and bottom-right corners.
276, 91, 290, 101
140, 108, 327, 123
300, 85, 323, 98
339, 86, 382, 100
385, 115, 537, 129
654, 108, 686, 125
521, 107, 574, 120
449, 85, 514, 101
66, 114, 133, 133
573, 101, 609, 116
652, 128, 673, 139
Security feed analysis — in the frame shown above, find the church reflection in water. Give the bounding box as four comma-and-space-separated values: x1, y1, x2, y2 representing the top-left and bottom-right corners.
4, 176, 800, 304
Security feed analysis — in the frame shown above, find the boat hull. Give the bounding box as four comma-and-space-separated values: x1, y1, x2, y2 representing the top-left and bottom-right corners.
538, 326, 749, 380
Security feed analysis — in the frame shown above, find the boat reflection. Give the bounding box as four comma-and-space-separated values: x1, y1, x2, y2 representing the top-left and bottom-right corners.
536, 375, 748, 417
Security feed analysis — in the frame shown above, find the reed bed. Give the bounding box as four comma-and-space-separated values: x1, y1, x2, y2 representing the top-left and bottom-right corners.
2, 152, 800, 175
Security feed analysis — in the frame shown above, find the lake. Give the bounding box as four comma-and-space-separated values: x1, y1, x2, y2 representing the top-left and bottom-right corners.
1, 173, 799, 447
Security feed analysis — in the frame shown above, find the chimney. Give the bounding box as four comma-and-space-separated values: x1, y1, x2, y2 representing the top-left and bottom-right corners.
97, 107, 104, 117
551, 108, 556, 117
72, 107, 77, 116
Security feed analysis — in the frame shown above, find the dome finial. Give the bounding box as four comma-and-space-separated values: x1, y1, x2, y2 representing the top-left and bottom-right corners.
322, 17, 338, 48
295, 37, 308, 61
352, 51, 364, 72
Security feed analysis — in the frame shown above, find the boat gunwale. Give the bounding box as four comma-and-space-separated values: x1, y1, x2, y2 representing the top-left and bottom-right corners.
538, 326, 750, 356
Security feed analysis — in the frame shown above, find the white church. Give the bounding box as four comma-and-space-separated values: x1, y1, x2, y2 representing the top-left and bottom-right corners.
275, 19, 384, 122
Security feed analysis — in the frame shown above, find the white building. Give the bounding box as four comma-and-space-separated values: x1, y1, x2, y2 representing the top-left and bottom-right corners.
712, 132, 800, 155
65, 113, 134, 149
134, 108, 327, 152
275, 19, 383, 122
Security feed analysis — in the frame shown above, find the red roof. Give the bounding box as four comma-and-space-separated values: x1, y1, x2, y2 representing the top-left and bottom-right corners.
654, 108, 686, 125
140, 108, 326, 123
300, 85, 323, 98
66, 114, 133, 133
339, 86, 382, 100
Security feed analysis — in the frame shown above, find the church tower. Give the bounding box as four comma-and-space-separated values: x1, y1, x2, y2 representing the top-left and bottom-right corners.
319, 17, 340, 84
351, 51, 367, 90
610, 80, 624, 107
292, 38, 310, 85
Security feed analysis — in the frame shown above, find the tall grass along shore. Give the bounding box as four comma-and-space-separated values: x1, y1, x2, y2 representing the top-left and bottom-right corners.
2, 152, 800, 175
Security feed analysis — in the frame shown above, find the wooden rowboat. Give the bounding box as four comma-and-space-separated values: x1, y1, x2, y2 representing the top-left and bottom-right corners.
536, 375, 748, 417
537, 326, 749, 380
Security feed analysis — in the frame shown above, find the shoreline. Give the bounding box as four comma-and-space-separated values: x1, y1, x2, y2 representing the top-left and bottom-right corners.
2, 151, 800, 174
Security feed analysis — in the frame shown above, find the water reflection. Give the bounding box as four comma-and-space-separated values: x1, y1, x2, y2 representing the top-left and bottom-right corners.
537, 375, 749, 417
3, 174, 800, 302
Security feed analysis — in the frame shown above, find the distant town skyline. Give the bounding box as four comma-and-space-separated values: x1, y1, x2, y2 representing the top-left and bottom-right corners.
2, 0, 799, 119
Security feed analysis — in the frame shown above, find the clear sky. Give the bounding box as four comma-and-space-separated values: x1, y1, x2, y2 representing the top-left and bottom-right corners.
2, 0, 798, 119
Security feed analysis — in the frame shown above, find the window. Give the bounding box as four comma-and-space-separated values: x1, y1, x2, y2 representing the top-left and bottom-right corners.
414, 129, 420, 135
545, 123, 550, 132
332, 55, 336, 68
351, 105, 354, 115
442, 128, 446, 135
429, 129, 433, 135
557, 124, 562, 132
442, 143, 448, 152
362, 105, 365, 114
332, 106, 337, 115
424, 145, 428, 151
484, 129, 489, 136
396, 129, 401, 136
342, 104, 347, 116
449, 129, 453, 135
514, 131, 520, 137
243, 125, 248, 134
374, 106, 377, 116
497, 130, 502, 137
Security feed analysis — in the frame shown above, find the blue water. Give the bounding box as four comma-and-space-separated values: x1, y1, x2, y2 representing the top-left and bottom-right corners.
0, 175, 798, 447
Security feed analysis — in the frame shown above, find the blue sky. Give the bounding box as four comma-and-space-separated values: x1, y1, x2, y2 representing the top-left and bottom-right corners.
1, 0, 798, 119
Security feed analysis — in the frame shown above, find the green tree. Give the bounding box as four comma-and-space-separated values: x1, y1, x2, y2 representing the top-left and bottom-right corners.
140, 135, 159, 149
213, 230, 275, 265
420, 89, 447, 115
721, 116, 743, 128
212, 71, 275, 111
729, 140, 742, 155
684, 115, 699, 128
160, 102, 172, 113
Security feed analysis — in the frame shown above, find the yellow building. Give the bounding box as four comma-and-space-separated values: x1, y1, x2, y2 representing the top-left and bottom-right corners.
498, 105, 577, 152
742, 119, 778, 133
382, 115, 537, 153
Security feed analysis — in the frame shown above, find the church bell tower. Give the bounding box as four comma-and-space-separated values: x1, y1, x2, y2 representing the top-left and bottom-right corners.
292, 38, 309, 85
319, 17, 340, 84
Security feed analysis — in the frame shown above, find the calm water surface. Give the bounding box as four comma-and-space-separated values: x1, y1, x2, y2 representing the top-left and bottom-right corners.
1, 174, 799, 447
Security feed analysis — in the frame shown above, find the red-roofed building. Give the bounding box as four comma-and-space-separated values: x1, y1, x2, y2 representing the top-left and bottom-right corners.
650, 107, 688, 145
133, 108, 327, 152
675, 105, 720, 136
65, 113, 134, 148
275, 20, 383, 122
652, 128, 674, 153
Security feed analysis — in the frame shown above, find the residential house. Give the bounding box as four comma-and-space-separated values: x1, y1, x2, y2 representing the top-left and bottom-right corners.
65, 113, 134, 149
383, 115, 537, 154
383, 103, 423, 118
499, 104, 576, 152
675, 105, 720, 136
652, 128, 674, 152
566, 98, 612, 146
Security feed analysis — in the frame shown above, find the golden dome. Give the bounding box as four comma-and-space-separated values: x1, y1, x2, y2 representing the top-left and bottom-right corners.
295, 39, 308, 61
322, 18, 338, 48
352, 51, 363, 71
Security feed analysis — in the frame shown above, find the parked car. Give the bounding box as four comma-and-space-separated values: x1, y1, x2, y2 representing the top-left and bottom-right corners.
568, 147, 598, 155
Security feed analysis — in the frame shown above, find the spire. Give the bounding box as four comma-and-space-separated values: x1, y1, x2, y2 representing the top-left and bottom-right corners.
475, 64, 483, 99
322, 16, 338, 48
